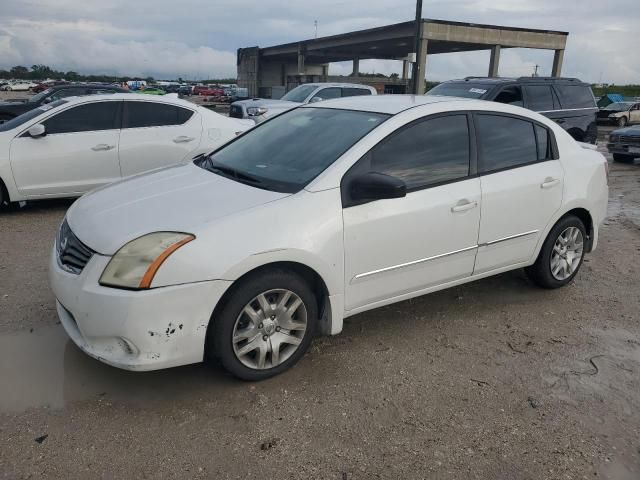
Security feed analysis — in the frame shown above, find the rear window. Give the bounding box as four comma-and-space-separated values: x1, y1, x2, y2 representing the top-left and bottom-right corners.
555, 85, 596, 109
426, 82, 492, 99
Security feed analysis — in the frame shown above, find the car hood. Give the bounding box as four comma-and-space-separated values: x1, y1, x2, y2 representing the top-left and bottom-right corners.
66, 163, 290, 255
234, 98, 300, 111
611, 126, 640, 136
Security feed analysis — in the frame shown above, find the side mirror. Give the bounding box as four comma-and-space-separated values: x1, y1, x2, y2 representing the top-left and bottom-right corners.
309, 96, 323, 103
28, 124, 46, 138
350, 172, 406, 202
42, 97, 52, 104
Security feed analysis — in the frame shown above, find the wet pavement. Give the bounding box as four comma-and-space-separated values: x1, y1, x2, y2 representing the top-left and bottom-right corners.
0, 128, 639, 479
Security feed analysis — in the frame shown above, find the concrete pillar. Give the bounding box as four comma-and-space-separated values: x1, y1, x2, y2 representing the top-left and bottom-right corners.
402, 60, 409, 80
488, 45, 501, 77
552, 49, 564, 77
352, 57, 360, 76
297, 44, 305, 74
412, 38, 428, 95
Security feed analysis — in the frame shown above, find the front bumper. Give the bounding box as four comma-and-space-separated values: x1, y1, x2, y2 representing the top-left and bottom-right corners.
49, 245, 232, 371
607, 142, 640, 156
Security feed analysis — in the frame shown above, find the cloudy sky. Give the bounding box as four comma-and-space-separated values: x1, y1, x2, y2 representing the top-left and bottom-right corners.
1, 0, 638, 83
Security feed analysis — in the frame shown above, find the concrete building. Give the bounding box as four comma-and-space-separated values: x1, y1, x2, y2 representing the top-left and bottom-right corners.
237, 18, 568, 98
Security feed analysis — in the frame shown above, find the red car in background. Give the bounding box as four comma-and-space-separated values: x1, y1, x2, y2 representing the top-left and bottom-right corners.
31, 80, 69, 93
193, 85, 224, 96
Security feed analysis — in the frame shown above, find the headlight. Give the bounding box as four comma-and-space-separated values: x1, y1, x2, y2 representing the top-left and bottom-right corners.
100, 232, 195, 289
247, 106, 268, 116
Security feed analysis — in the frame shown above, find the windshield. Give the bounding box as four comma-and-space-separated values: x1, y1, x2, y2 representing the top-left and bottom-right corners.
28, 89, 53, 103
0, 100, 68, 132
426, 82, 493, 99
604, 102, 633, 111
196, 107, 389, 193
280, 85, 317, 103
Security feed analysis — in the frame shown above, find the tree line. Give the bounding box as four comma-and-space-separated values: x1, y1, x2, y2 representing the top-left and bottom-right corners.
0, 64, 237, 85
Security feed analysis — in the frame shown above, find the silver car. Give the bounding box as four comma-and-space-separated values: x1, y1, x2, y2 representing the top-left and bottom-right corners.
230, 83, 377, 123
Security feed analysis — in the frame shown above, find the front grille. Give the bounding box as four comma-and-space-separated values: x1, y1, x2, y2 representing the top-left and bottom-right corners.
57, 220, 94, 274
229, 105, 244, 119
619, 136, 640, 146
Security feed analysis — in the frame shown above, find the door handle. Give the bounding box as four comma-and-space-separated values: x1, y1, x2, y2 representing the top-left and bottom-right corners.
451, 200, 478, 213
173, 136, 195, 143
540, 177, 561, 189
91, 144, 115, 151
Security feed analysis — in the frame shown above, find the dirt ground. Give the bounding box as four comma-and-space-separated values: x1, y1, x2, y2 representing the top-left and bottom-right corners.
0, 131, 639, 479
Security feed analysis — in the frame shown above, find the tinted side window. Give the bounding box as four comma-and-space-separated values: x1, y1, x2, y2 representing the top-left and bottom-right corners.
311, 87, 341, 101
342, 88, 371, 97
370, 115, 470, 189
535, 125, 551, 160
494, 86, 523, 107
476, 115, 538, 172
555, 85, 596, 109
43, 102, 120, 134
124, 102, 194, 128
524, 85, 555, 111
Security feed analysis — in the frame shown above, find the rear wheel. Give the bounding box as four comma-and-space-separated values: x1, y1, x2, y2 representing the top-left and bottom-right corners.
618, 116, 628, 127
525, 215, 586, 289
209, 269, 318, 381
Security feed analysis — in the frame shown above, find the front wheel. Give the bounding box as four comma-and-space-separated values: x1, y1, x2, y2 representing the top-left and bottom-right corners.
209, 269, 318, 381
525, 215, 586, 289
618, 116, 628, 127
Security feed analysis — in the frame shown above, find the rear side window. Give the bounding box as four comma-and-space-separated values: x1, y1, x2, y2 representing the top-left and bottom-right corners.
342, 88, 371, 97
535, 125, 552, 161
43, 101, 121, 134
524, 85, 556, 111
123, 102, 194, 128
476, 114, 538, 172
494, 86, 523, 107
555, 85, 596, 109
370, 115, 470, 189
311, 88, 341, 101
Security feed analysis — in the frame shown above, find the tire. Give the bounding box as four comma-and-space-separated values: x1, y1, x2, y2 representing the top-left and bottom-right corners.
618, 116, 628, 127
525, 215, 586, 289
613, 153, 634, 163
209, 269, 318, 381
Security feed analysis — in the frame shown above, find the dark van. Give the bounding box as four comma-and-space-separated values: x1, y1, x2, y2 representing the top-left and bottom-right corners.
427, 77, 598, 143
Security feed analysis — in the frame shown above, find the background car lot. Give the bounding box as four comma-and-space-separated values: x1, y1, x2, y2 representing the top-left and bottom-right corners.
0, 126, 638, 478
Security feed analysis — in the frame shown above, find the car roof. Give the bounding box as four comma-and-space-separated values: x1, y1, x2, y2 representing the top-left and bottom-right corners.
56, 92, 199, 109
442, 76, 589, 86
298, 83, 375, 89
305, 94, 473, 115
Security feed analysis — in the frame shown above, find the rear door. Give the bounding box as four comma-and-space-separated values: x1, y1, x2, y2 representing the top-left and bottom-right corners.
10, 101, 122, 196
118, 100, 202, 177
630, 104, 640, 124
474, 113, 563, 274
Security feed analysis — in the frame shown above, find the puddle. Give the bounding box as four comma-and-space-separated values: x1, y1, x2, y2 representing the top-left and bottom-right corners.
0, 324, 238, 414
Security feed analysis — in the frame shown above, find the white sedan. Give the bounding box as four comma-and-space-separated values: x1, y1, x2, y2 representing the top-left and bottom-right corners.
49, 95, 608, 380
0, 93, 251, 205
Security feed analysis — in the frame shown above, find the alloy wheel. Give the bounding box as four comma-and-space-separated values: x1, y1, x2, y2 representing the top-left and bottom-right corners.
550, 227, 584, 281
232, 289, 307, 370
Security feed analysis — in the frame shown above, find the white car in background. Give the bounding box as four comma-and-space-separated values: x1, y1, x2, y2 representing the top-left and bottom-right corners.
230, 83, 377, 123
1, 81, 34, 91
0, 93, 251, 205
49, 95, 608, 381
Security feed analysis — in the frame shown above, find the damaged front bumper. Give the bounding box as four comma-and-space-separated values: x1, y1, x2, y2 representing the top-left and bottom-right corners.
49, 245, 231, 371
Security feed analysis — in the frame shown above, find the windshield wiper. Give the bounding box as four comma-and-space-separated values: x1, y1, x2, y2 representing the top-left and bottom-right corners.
200, 156, 263, 185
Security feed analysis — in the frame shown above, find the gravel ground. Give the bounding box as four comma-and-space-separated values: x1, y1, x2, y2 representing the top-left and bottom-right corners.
0, 131, 639, 479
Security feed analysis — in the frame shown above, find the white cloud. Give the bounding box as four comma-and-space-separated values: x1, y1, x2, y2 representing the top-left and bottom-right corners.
1, 0, 639, 83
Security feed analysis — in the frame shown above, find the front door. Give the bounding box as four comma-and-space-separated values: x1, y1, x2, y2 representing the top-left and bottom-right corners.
342, 114, 481, 311
10, 101, 122, 197
473, 113, 564, 274
118, 100, 202, 177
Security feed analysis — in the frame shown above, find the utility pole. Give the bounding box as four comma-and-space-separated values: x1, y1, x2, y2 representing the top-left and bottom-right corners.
314, 20, 318, 39
533, 64, 540, 77
410, 0, 423, 94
